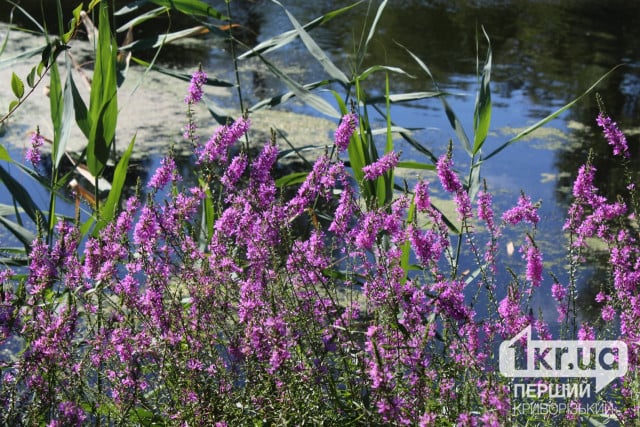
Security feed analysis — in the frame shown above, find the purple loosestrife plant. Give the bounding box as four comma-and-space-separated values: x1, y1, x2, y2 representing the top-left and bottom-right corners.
5, 64, 639, 425
362, 150, 400, 180
25, 128, 45, 167
334, 112, 358, 152
596, 112, 630, 158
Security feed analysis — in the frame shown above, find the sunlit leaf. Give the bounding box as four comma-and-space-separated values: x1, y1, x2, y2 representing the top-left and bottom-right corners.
472, 26, 492, 155
273, 0, 349, 85
239, 2, 363, 59
147, 0, 227, 19
10, 72, 24, 98
483, 64, 624, 162
276, 171, 309, 188
396, 161, 435, 171
0, 144, 11, 161
87, 1, 118, 177
256, 55, 340, 118
93, 135, 136, 236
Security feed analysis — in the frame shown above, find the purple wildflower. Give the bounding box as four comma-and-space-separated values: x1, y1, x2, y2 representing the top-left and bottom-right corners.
413, 180, 431, 212
502, 193, 539, 226
26, 129, 45, 167
197, 117, 250, 164
148, 156, 181, 191
334, 113, 358, 151
597, 112, 629, 158
362, 151, 399, 180
185, 68, 207, 104
477, 190, 495, 230
436, 152, 462, 193
221, 153, 247, 190
328, 185, 355, 236
523, 236, 543, 288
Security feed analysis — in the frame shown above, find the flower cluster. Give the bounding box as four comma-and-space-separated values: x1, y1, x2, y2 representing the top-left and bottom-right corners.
2, 68, 638, 426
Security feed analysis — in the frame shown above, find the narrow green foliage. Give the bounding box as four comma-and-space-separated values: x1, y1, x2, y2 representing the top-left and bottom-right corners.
147, 0, 227, 19
483, 64, 624, 162
472, 27, 492, 155
274, 0, 349, 85
93, 135, 136, 236
87, 1, 118, 178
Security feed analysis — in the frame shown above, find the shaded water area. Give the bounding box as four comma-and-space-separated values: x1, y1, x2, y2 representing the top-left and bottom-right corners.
1, 0, 640, 323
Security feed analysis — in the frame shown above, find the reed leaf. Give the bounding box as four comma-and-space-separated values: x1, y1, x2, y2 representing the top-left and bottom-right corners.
93, 135, 136, 236
255, 55, 340, 118
0, 165, 42, 225
87, 1, 118, 177
398, 42, 472, 156
483, 64, 623, 162
273, 0, 349, 85
238, 2, 363, 59
147, 0, 226, 19
472, 27, 492, 155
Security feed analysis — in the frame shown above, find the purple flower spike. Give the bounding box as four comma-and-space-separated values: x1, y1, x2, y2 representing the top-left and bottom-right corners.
362, 151, 399, 180
597, 112, 629, 158
26, 129, 45, 167
185, 68, 207, 104
334, 113, 358, 151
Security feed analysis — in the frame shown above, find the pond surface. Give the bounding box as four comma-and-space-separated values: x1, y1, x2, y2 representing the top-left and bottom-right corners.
1, 0, 640, 322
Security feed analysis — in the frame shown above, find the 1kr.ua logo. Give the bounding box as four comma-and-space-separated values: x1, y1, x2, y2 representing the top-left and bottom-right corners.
499, 325, 628, 393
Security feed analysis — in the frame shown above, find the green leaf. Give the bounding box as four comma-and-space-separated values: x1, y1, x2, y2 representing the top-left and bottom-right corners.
49, 60, 64, 167
398, 42, 473, 156
26, 66, 37, 88
273, 0, 349, 84
0, 144, 10, 161
120, 26, 210, 51
358, 65, 415, 81
70, 71, 90, 138
62, 3, 84, 43
10, 72, 24, 98
93, 135, 136, 236
275, 171, 310, 188
238, 2, 363, 59
0, 165, 42, 224
8, 100, 18, 113
472, 27, 492, 155
0, 215, 36, 249
397, 161, 435, 171
146, 0, 227, 19
87, 1, 118, 177
116, 7, 166, 33
483, 64, 624, 162
256, 55, 340, 118
129, 57, 234, 86
364, 0, 387, 54
248, 79, 331, 112
54, 56, 75, 169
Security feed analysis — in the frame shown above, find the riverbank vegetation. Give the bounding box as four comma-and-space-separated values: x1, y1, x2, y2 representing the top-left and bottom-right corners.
0, 1, 637, 425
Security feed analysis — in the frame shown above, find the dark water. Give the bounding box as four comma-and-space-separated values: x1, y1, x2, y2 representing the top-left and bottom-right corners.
2, 0, 640, 321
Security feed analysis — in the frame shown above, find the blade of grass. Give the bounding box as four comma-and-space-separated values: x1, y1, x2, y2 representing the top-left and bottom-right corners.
398, 42, 473, 156
255, 54, 340, 118
0, 165, 42, 224
472, 26, 492, 155
92, 135, 136, 236
483, 64, 624, 162
273, 0, 349, 85
0, 215, 36, 249
87, 1, 118, 177
147, 0, 227, 19
238, 2, 363, 59
129, 57, 234, 86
